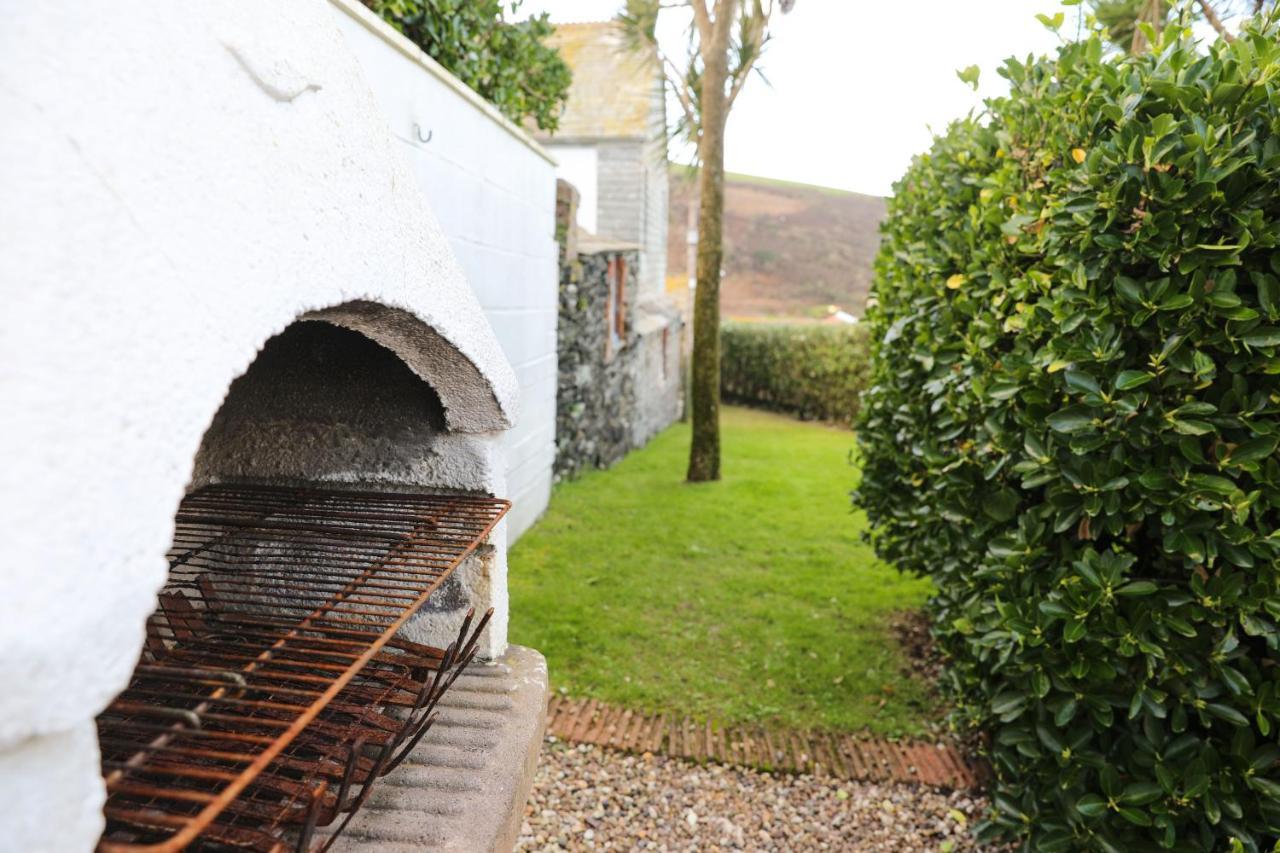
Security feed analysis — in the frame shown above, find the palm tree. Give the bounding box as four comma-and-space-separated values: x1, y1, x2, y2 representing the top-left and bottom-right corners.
619, 0, 795, 482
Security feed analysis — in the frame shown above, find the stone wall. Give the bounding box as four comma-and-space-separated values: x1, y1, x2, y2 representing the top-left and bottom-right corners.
556, 247, 637, 478
554, 183, 683, 479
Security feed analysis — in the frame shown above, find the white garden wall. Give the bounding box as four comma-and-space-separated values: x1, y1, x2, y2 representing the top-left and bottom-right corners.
329, 0, 560, 541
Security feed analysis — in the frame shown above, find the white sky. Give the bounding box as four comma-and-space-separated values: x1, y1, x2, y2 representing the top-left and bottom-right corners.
520, 0, 1086, 196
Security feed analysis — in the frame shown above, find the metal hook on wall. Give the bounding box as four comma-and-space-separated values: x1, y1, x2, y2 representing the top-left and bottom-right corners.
412, 123, 432, 144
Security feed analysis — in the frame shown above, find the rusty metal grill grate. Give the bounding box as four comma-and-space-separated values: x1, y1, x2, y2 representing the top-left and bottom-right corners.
95, 483, 509, 852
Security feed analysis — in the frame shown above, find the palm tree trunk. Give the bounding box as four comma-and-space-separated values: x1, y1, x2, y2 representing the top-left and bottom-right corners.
1197, 0, 1235, 41
686, 37, 729, 482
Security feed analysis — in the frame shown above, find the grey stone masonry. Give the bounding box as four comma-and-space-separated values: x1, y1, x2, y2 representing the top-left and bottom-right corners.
325, 645, 548, 852
556, 247, 640, 479
554, 179, 682, 480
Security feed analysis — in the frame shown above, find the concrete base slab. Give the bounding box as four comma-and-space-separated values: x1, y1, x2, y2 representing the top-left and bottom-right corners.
324, 645, 548, 852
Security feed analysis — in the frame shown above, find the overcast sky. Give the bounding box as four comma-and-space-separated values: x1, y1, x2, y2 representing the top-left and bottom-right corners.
520, 0, 1086, 197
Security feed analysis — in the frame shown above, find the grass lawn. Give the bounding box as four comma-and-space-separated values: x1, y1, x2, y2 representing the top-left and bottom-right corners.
509, 406, 938, 737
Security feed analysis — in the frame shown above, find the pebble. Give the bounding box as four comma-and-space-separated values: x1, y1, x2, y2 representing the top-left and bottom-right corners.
516, 738, 993, 851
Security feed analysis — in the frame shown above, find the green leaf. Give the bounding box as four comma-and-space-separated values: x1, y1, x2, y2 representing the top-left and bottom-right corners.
1171, 419, 1214, 436
1115, 276, 1142, 302
988, 381, 1021, 401
1206, 703, 1249, 726
984, 489, 1020, 522
1035, 11, 1065, 30
1036, 722, 1063, 751
1065, 370, 1101, 395
1218, 665, 1252, 697
1247, 776, 1280, 802
1115, 370, 1155, 390
1101, 766, 1121, 798
1039, 600, 1071, 618
1121, 782, 1163, 806
992, 692, 1027, 716
1242, 327, 1280, 347
1076, 793, 1107, 818
1256, 273, 1279, 317
956, 64, 980, 90
1047, 406, 1095, 434
1117, 806, 1153, 826
1189, 474, 1238, 495
1116, 581, 1158, 597
1139, 471, 1174, 489
1226, 436, 1278, 465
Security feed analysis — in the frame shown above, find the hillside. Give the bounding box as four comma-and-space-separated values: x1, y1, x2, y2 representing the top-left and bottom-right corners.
666, 168, 885, 319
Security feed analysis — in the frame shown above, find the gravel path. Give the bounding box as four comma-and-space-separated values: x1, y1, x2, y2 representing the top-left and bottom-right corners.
517, 738, 990, 851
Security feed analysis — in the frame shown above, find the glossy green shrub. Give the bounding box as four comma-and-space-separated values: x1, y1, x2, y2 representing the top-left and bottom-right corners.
721, 322, 869, 425
363, 0, 570, 131
854, 22, 1280, 851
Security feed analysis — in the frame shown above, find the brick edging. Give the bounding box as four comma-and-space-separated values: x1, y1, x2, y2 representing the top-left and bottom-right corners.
545, 696, 987, 790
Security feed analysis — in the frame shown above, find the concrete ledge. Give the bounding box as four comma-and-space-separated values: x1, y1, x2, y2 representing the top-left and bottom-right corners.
326, 645, 548, 852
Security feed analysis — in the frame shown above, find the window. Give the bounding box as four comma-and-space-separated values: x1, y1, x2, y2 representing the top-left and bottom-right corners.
605, 254, 627, 360
612, 254, 627, 340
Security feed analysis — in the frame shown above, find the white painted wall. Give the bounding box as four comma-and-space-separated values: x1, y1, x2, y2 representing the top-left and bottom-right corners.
329, 0, 559, 541
548, 145, 600, 234
0, 1, 526, 848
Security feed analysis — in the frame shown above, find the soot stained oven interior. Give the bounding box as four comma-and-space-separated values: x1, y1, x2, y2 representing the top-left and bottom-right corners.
94, 322, 508, 852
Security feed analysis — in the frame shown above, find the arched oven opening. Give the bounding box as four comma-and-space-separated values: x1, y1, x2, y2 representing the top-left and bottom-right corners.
94, 317, 511, 852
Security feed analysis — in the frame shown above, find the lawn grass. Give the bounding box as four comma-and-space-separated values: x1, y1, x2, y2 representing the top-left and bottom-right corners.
508, 406, 937, 736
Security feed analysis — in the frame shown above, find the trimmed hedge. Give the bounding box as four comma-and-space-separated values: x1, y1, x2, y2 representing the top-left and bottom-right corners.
854, 21, 1280, 852
720, 322, 869, 425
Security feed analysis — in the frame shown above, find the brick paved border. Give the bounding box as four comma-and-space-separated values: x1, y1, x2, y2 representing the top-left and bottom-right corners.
545, 696, 987, 790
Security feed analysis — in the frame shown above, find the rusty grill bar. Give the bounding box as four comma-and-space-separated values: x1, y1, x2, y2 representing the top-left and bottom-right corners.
95, 483, 509, 852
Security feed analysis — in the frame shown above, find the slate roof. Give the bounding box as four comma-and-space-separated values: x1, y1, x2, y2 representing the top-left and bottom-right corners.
541, 21, 659, 141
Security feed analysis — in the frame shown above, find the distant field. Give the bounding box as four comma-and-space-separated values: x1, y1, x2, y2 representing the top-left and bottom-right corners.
508, 407, 937, 736
667, 168, 885, 320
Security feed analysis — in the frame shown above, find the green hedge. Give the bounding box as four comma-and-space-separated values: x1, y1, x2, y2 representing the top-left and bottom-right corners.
363, 0, 570, 131
720, 322, 869, 425
854, 20, 1280, 851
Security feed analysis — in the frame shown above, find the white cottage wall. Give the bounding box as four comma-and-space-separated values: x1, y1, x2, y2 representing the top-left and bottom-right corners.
0, 1, 528, 848
328, 0, 560, 541
549, 146, 601, 235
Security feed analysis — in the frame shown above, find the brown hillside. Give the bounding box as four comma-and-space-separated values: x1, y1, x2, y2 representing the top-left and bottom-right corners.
667, 169, 885, 319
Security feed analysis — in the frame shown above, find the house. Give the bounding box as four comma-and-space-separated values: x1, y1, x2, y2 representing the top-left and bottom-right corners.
537, 21, 669, 298
537, 22, 684, 473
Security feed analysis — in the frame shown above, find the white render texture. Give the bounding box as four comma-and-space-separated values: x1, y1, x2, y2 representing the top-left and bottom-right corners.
0, 0, 528, 848
330, 0, 560, 541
